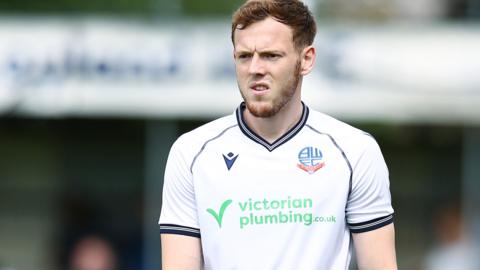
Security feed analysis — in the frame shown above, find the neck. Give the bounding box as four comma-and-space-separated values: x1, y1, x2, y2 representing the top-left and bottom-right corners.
243, 98, 303, 144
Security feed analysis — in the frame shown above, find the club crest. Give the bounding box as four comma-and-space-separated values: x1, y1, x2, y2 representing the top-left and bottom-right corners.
297, 146, 325, 174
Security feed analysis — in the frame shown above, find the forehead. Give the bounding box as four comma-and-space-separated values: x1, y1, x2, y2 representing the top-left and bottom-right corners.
233, 17, 294, 52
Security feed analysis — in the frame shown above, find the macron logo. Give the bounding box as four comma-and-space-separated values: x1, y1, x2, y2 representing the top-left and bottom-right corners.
223, 152, 239, 171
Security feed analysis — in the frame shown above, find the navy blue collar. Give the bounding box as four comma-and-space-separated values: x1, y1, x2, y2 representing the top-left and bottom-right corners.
236, 102, 309, 152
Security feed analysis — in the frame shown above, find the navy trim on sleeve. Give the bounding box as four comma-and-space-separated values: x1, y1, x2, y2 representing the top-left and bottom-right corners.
305, 125, 353, 195
348, 214, 394, 233
159, 223, 201, 238
190, 124, 238, 173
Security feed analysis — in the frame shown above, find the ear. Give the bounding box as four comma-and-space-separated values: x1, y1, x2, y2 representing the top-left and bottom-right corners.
299, 45, 316, 76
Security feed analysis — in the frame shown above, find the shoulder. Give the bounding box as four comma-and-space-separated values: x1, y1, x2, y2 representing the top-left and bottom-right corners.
171, 114, 238, 158
306, 109, 381, 158
307, 109, 371, 141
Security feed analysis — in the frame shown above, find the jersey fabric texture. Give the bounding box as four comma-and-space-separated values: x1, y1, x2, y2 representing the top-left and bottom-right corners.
159, 102, 394, 270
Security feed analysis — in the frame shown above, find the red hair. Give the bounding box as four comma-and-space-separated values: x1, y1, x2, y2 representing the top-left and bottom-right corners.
231, 0, 317, 50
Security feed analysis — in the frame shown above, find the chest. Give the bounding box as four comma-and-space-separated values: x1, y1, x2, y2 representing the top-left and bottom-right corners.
192, 133, 351, 204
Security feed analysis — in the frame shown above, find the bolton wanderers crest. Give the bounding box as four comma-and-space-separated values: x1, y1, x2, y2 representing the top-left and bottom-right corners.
297, 146, 325, 174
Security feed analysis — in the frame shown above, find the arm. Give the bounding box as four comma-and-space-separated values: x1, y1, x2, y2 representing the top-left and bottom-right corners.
159, 138, 203, 269
161, 234, 203, 270
352, 223, 397, 270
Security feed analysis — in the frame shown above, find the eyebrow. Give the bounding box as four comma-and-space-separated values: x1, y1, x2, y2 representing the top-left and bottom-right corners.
234, 49, 285, 56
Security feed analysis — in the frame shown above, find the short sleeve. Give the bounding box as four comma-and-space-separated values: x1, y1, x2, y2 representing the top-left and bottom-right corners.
159, 138, 201, 238
346, 136, 394, 233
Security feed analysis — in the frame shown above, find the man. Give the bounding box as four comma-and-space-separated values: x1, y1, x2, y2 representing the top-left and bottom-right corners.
159, 0, 397, 269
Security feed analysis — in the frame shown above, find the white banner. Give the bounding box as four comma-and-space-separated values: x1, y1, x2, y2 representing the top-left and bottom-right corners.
1, 18, 480, 123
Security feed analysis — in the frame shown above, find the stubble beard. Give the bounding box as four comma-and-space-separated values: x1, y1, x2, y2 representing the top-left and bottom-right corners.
241, 60, 302, 118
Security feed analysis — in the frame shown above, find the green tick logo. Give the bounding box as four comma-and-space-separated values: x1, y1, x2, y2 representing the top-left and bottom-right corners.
207, 199, 233, 228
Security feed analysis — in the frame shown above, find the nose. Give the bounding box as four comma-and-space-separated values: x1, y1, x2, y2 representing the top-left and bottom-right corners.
248, 54, 266, 75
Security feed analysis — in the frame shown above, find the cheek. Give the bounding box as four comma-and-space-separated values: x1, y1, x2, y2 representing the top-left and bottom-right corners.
234, 63, 243, 74
235, 67, 249, 82
280, 63, 298, 79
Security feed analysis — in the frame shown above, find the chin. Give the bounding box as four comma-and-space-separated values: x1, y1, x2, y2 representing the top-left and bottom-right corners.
246, 101, 277, 118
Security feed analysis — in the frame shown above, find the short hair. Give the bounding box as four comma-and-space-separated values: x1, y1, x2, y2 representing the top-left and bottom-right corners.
231, 0, 317, 51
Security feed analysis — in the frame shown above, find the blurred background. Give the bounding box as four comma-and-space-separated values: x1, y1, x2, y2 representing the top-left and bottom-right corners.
1, 0, 480, 269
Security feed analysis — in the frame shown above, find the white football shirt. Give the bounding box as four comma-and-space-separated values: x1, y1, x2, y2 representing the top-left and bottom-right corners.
159, 102, 394, 269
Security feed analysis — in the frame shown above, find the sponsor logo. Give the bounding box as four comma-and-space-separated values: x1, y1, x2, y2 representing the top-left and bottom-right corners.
207, 199, 233, 228
206, 196, 336, 230
297, 146, 325, 174
223, 152, 238, 170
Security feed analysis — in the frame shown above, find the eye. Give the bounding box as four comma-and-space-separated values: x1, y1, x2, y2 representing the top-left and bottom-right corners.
264, 53, 281, 60
236, 53, 251, 60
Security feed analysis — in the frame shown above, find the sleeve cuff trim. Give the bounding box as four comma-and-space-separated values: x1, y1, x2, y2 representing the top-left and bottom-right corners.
159, 223, 201, 238
348, 214, 394, 233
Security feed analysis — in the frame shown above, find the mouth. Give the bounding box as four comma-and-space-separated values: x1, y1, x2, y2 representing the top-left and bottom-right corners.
249, 82, 270, 95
